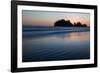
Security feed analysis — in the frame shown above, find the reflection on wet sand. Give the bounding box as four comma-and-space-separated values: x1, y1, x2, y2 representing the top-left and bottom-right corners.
22, 32, 90, 62
54, 32, 90, 42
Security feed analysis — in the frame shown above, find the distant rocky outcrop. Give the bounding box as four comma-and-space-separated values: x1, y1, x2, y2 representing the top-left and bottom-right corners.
54, 19, 87, 27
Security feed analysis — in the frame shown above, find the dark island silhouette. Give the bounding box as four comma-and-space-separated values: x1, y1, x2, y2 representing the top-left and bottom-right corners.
54, 19, 87, 27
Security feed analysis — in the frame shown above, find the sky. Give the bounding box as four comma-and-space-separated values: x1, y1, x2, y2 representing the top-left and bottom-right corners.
22, 10, 90, 27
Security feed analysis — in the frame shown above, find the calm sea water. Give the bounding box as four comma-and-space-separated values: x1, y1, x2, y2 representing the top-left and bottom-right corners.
22, 31, 90, 62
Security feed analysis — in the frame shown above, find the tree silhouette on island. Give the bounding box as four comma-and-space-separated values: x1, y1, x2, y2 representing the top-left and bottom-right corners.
54, 19, 87, 27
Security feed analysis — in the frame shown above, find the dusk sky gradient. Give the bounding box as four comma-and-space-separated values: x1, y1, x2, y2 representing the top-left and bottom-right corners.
22, 10, 90, 27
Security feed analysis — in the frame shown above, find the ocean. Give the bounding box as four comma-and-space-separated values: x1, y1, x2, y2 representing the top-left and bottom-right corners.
22, 27, 90, 62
